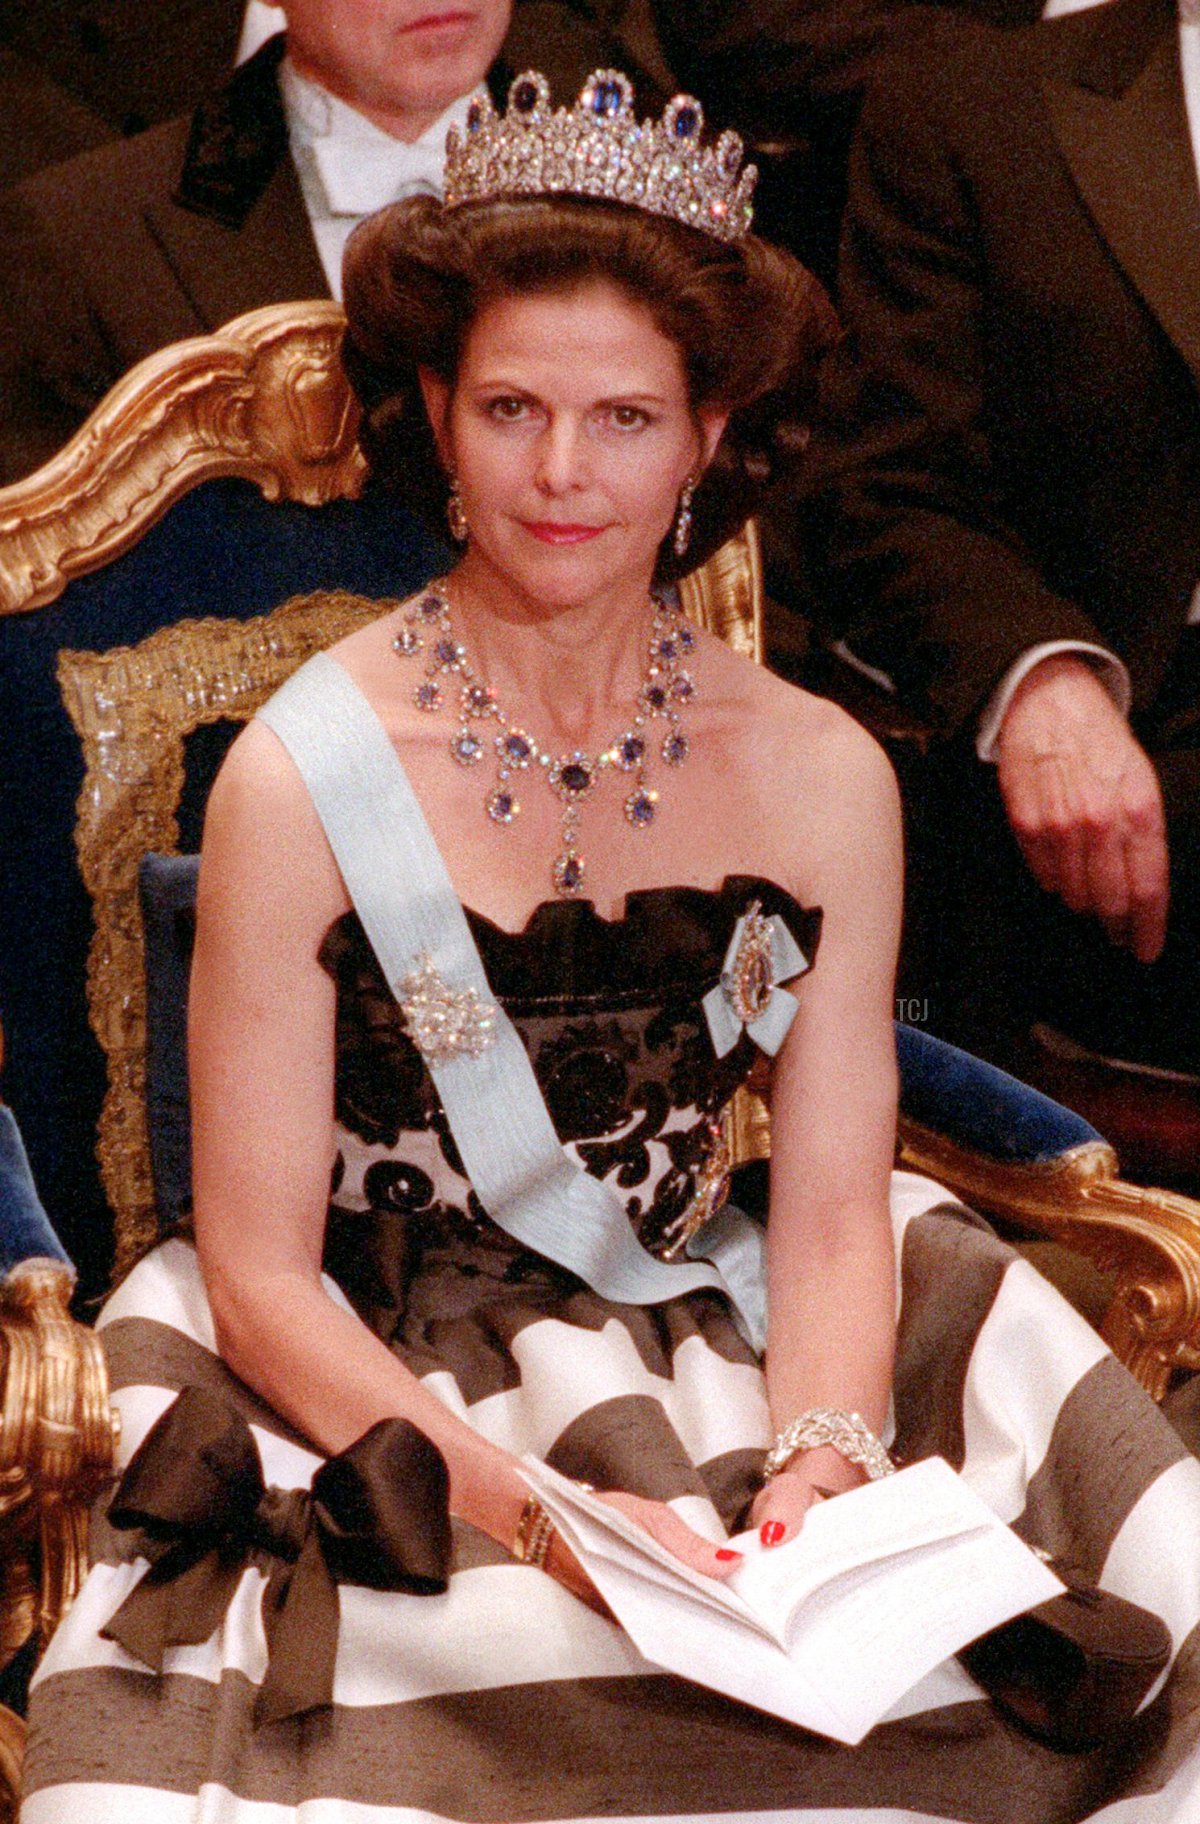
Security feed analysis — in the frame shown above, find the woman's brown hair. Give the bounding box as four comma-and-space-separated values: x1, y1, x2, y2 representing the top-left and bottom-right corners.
341, 193, 837, 581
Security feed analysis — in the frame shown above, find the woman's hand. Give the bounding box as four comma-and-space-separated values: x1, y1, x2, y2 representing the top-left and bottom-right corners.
594, 1489, 745, 1577
748, 1445, 869, 1547
537, 1487, 743, 1615
542, 1530, 614, 1617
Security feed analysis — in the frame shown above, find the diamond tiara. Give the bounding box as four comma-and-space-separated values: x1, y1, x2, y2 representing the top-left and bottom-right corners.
443, 69, 757, 244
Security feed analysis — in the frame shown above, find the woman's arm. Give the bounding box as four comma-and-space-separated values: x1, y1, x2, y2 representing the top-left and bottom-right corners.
190, 720, 736, 1594
190, 721, 532, 1543
751, 706, 903, 1537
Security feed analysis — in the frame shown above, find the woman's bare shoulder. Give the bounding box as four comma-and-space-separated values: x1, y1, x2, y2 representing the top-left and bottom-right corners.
199, 717, 348, 932
205, 714, 318, 829
710, 640, 897, 796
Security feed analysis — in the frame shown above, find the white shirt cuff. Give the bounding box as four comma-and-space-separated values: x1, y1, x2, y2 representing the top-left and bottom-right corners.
975, 641, 1132, 762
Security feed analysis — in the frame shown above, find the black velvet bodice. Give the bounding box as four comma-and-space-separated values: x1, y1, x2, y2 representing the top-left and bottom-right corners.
317, 878, 820, 1337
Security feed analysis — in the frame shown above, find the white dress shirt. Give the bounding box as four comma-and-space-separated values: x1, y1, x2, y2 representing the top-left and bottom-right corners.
279, 60, 477, 299
237, 2, 280, 63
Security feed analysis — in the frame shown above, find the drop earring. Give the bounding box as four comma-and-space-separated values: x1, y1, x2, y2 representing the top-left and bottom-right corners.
446, 477, 469, 543
673, 476, 696, 559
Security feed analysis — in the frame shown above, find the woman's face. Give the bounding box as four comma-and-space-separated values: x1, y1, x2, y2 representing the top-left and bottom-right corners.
420, 282, 727, 615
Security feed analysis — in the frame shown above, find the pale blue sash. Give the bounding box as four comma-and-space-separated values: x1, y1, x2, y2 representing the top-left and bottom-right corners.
258, 652, 770, 1350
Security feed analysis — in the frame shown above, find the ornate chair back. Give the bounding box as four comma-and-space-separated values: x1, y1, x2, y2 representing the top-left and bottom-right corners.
0, 303, 446, 1295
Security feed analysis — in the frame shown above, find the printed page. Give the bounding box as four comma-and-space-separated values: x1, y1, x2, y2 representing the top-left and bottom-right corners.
522, 1455, 1063, 1744
725, 1457, 1049, 1649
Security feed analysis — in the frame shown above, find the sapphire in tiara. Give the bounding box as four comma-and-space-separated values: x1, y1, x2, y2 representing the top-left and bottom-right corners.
466, 97, 484, 132
663, 95, 705, 143
589, 77, 624, 116
717, 131, 743, 179
512, 78, 539, 113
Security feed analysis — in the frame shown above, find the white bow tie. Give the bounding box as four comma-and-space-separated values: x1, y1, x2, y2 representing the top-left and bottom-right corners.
311, 136, 447, 216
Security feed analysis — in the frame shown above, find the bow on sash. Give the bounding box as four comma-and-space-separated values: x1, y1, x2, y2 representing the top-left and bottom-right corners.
102, 1386, 451, 1727
702, 902, 814, 1060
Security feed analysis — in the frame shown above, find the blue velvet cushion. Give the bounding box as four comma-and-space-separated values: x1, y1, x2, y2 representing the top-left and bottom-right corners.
140, 854, 200, 1235
895, 1023, 1103, 1164
139, 855, 1109, 1233
0, 1104, 72, 1278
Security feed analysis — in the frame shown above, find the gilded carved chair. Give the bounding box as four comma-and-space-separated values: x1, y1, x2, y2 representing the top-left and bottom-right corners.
0, 300, 446, 1303
1, 300, 1200, 1816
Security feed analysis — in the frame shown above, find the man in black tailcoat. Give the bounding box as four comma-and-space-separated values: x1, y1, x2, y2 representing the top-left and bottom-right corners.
801, 0, 1200, 1071
0, 0, 667, 481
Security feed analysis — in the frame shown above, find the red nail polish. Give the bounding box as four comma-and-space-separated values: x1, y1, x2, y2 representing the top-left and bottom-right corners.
760, 1520, 786, 1547
715, 1548, 740, 1562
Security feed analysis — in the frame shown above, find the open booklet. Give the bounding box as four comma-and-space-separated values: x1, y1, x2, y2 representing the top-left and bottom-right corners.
521, 1454, 1063, 1746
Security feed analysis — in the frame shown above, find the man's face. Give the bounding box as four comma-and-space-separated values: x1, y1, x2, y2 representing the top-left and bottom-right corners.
274, 0, 513, 139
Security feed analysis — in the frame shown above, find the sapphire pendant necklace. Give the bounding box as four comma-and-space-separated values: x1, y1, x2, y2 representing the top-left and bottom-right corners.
391, 579, 697, 896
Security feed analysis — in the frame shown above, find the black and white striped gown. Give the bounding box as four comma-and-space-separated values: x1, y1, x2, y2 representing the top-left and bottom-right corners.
21, 878, 1200, 1822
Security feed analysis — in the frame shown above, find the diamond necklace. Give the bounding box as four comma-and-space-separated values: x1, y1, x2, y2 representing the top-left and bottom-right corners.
391, 579, 697, 897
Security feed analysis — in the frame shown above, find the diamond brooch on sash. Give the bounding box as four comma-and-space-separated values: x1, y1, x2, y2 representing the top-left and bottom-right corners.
397, 956, 498, 1064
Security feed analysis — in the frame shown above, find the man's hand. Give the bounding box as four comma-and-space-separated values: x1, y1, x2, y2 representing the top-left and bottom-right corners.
997, 654, 1168, 962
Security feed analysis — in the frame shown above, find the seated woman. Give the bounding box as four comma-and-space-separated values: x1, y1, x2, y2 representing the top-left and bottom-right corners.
20, 71, 1200, 1824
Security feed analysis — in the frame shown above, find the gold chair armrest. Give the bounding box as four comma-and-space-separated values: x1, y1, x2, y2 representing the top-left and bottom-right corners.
728, 1082, 771, 1170
0, 1702, 25, 1824
896, 1117, 1200, 1401
728, 1085, 1200, 1401
0, 1261, 118, 1658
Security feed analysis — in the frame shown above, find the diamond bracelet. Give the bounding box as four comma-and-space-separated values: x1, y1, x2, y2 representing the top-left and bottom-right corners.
762, 1407, 894, 1485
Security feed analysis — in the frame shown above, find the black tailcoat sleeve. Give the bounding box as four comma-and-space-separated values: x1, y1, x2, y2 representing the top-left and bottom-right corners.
800, 0, 1200, 738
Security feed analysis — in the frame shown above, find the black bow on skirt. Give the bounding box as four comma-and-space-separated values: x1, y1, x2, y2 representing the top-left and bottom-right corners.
101, 1385, 451, 1726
